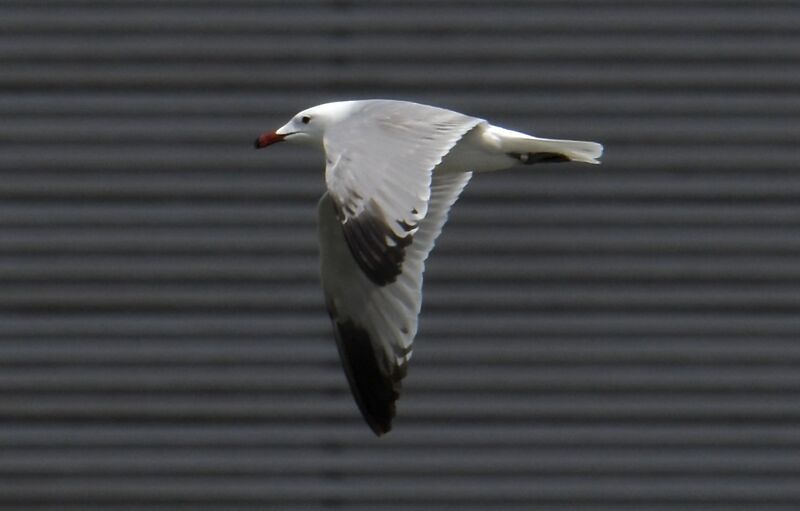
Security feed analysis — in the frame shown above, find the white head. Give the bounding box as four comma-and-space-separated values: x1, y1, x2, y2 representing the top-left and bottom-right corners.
254, 101, 356, 150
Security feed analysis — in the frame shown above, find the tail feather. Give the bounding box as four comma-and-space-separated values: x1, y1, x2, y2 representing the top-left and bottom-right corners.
491, 126, 603, 165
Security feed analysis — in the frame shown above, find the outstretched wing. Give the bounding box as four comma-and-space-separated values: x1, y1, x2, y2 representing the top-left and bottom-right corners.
323, 99, 482, 286
318, 170, 473, 435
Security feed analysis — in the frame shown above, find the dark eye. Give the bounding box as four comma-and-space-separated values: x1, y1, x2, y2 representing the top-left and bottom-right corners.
301, 116, 311, 124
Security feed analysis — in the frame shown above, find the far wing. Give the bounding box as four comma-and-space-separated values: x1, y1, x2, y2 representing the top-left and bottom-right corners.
318, 170, 473, 435
323, 100, 482, 286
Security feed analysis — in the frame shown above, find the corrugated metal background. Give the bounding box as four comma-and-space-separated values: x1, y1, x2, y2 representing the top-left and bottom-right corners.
2, 0, 800, 509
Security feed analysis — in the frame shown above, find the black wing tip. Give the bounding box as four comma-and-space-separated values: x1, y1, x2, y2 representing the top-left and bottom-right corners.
364, 403, 395, 436
331, 318, 402, 436
352, 377, 399, 437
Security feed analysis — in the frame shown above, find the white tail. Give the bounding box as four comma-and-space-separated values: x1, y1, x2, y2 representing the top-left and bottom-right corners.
490, 126, 603, 165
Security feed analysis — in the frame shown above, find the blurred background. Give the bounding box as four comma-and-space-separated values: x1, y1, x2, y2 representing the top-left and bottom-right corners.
2, 1, 800, 509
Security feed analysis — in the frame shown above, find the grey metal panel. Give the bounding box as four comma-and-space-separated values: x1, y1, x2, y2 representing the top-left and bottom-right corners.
1, 0, 799, 509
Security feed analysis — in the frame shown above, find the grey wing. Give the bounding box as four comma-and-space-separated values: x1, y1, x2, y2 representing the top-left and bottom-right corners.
318, 170, 473, 435
323, 100, 483, 286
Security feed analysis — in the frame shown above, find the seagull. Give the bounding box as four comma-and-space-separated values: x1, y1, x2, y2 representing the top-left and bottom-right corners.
255, 99, 602, 435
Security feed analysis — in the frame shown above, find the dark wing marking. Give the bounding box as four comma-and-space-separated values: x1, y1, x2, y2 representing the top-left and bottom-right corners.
337, 198, 414, 286
330, 315, 402, 435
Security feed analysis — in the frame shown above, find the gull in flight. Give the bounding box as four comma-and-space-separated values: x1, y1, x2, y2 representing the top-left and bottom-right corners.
255, 99, 602, 435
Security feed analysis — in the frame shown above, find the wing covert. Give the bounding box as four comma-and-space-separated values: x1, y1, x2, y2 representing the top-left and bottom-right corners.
323, 100, 481, 287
